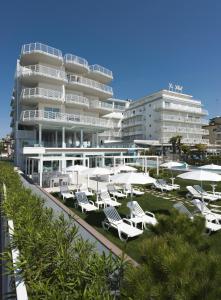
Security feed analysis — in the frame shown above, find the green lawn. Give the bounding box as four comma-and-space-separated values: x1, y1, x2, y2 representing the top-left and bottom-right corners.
52, 173, 221, 262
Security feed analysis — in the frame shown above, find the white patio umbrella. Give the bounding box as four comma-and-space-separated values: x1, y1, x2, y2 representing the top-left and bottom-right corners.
177, 170, 221, 199
66, 165, 88, 187
82, 167, 112, 199
199, 164, 221, 170
112, 165, 137, 174
161, 161, 183, 185
111, 172, 156, 200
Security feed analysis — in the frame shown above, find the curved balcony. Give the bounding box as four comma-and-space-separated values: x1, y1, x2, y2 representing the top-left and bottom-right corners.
67, 75, 113, 99
64, 54, 89, 73
20, 88, 63, 104
19, 64, 67, 85
20, 110, 114, 131
155, 103, 208, 115
20, 43, 63, 66
87, 64, 113, 84
65, 94, 89, 108
89, 100, 114, 113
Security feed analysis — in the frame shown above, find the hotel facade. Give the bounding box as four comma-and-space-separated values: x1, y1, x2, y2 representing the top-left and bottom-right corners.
122, 89, 209, 146
10, 42, 209, 185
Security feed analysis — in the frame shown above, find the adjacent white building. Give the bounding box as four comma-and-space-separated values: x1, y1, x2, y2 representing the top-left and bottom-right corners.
10, 42, 130, 177
122, 89, 209, 145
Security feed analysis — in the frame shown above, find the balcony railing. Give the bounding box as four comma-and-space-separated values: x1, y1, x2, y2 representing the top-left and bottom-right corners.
161, 126, 208, 134
122, 130, 143, 136
20, 110, 113, 129
20, 65, 67, 82
114, 104, 125, 111
21, 42, 62, 59
64, 54, 88, 68
158, 114, 206, 124
65, 94, 89, 107
155, 103, 208, 115
90, 100, 113, 110
21, 87, 63, 101
89, 64, 113, 78
68, 75, 113, 95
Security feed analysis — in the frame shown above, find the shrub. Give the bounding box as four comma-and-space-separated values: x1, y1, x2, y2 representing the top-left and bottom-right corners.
0, 162, 120, 299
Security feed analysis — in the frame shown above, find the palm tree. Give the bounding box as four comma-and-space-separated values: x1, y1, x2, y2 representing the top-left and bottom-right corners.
181, 144, 191, 160
169, 135, 183, 159
195, 143, 207, 159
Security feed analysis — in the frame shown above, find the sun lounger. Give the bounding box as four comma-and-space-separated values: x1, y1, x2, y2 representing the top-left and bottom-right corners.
158, 179, 180, 190
100, 191, 121, 208
151, 180, 174, 192
127, 201, 157, 229
102, 206, 143, 241
124, 184, 144, 197
193, 185, 221, 200
186, 186, 219, 202
75, 192, 98, 213
60, 186, 74, 201
108, 184, 126, 198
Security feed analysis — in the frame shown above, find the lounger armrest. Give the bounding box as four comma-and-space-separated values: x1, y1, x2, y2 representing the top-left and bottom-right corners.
145, 211, 155, 218
122, 218, 133, 226
89, 200, 96, 206
111, 196, 117, 202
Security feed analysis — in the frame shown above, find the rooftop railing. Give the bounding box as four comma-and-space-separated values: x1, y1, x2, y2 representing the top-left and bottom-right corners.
68, 75, 113, 95
21, 87, 63, 101
21, 110, 113, 129
89, 64, 113, 78
21, 42, 62, 59
65, 94, 89, 106
20, 65, 67, 81
64, 54, 88, 68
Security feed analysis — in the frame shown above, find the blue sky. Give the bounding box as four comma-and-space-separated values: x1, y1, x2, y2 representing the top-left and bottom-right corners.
1, 0, 221, 137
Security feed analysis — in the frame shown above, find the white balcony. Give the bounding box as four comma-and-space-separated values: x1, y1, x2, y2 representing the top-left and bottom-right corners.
161, 126, 209, 135
158, 114, 207, 124
155, 103, 208, 115
65, 94, 89, 108
67, 75, 113, 99
20, 110, 114, 131
64, 54, 89, 73
87, 64, 113, 84
122, 120, 143, 128
20, 43, 63, 66
122, 130, 144, 136
89, 100, 114, 112
161, 137, 209, 145
19, 65, 67, 85
20, 88, 63, 104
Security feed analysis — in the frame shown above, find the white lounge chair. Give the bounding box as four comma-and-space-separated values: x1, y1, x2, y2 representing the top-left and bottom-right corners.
192, 199, 221, 222
158, 179, 180, 190
193, 185, 221, 200
60, 186, 74, 201
127, 201, 157, 229
151, 180, 174, 192
102, 206, 143, 241
75, 192, 98, 213
173, 201, 221, 234
79, 184, 94, 197
124, 184, 144, 197
186, 186, 219, 202
100, 191, 121, 208
108, 184, 126, 199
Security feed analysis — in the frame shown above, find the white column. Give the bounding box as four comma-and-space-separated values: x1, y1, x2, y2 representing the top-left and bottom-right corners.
61, 153, 66, 174
62, 127, 66, 148
156, 156, 159, 176
39, 124, 42, 146
96, 132, 99, 148
31, 159, 34, 178
39, 155, 43, 187
55, 131, 58, 147
74, 132, 77, 147
80, 129, 83, 148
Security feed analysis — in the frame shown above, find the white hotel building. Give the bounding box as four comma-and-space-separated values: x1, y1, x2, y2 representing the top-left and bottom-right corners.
10, 42, 130, 181
122, 89, 209, 145
10, 42, 209, 185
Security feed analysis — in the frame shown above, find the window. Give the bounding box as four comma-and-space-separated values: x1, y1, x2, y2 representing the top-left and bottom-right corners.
44, 107, 60, 119
149, 114, 151, 118
149, 124, 151, 127
44, 107, 60, 113
149, 104, 151, 107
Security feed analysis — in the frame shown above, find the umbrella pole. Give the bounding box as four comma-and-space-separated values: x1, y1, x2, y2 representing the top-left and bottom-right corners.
96, 175, 99, 201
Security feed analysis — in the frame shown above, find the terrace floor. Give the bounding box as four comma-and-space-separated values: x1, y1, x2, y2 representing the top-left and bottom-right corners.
52, 173, 221, 263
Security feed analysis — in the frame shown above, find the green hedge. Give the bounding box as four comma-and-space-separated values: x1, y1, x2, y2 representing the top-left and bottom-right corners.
0, 162, 120, 299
